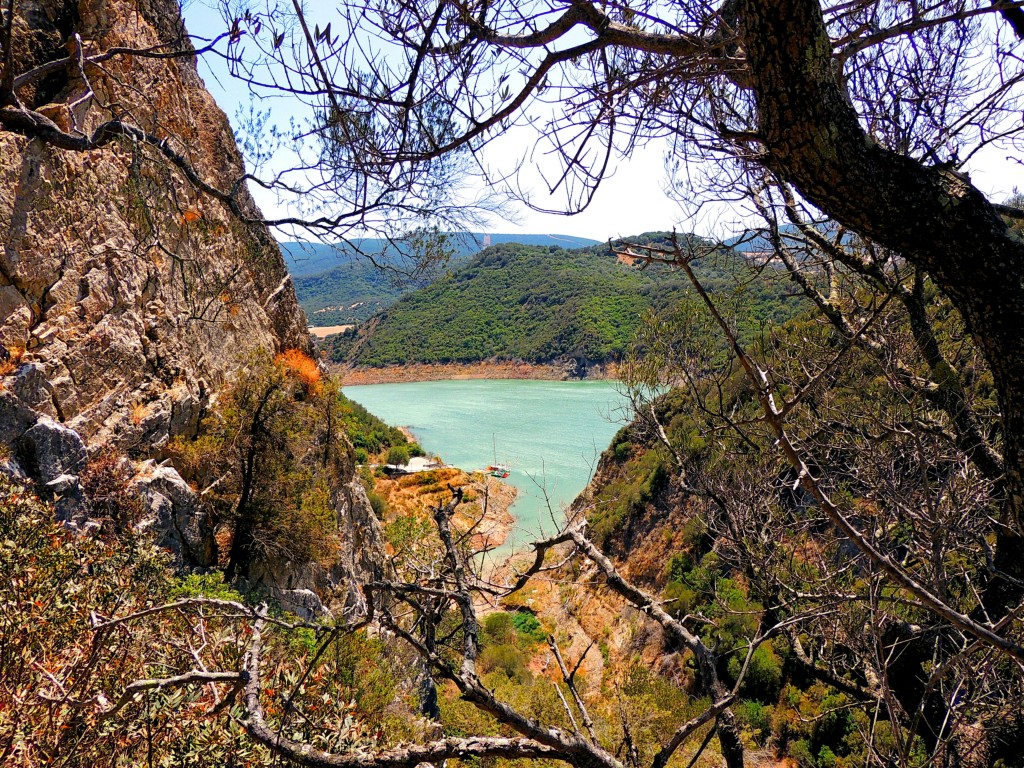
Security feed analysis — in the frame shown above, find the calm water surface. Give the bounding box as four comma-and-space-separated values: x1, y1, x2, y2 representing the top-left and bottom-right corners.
344, 380, 632, 548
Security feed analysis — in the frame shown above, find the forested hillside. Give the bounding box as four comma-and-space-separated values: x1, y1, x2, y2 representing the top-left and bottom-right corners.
286, 234, 599, 325
326, 236, 799, 369
292, 258, 408, 325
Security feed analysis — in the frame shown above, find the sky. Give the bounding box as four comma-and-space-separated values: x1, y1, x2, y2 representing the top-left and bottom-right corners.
181, 2, 1022, 243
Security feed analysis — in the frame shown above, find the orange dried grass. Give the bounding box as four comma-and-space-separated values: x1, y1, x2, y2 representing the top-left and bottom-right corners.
0, 345, 24, 378
130, 401, 150, 425
275, 348, 322, 394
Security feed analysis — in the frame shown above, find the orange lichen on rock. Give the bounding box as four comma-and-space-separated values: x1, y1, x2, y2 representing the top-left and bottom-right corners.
180, 207, 202, 223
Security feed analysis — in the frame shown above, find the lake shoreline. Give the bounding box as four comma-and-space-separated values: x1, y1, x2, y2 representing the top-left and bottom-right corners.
335, 360, 618, 385
374, 467, 518, 552
341, 379, 629, 549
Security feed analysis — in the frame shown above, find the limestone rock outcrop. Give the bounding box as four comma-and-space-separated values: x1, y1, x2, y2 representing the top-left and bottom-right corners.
1, 0, 310, 453
134, 462, 216, 566
19, 414, 88, 485
248, 478, 388, 619
0, 0, 385, 612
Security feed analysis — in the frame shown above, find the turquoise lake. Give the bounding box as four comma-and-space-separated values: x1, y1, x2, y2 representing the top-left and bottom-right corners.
343, 380, 632, 548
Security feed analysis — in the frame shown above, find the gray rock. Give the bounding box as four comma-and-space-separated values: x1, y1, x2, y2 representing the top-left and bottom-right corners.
134, 398, 172, 452
45, 473, 80, 494
325, 480, 388, 619
270, 588, 329, 621
0, 390, 37, 444
0, 454, 27, 483
1, 0, 314, 456
18, 416, 88, 484
0, 0, 377, 621
66, 518, 104, 537
40, 471, 88, 524
134, 465, 216, 566
10, 363, 56, 417
249, 558, 329, 595
0, 286, 29, 330
168, 391, 202, 438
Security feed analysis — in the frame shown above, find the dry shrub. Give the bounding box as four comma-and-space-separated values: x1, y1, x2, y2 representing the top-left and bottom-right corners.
276, 348, 323, 394
0, 344, 24, 378
215, 525, 233, 565
131, 400, 150, 424
79, 450, 146, 533
180, 207, 202, 223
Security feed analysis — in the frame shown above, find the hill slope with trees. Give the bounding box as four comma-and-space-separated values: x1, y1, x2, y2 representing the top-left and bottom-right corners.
326, 236, 798, 370
286, 234, 600, 325
568, 229, 1016, 763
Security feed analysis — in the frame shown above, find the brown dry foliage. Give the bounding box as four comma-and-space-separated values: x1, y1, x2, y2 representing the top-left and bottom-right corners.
79, 450, 146, 533
276, 348, 323, 395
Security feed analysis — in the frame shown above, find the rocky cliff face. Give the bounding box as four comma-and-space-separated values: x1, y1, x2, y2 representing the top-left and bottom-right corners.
1, 0, 309, 452
0, 0, 385, 613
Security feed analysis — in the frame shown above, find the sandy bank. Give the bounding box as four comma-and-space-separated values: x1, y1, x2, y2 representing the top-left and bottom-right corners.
309, 324, 354, 338
336, 360, 617, 385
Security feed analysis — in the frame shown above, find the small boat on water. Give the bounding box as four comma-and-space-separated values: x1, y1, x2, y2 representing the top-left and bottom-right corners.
483, 435, 511, 478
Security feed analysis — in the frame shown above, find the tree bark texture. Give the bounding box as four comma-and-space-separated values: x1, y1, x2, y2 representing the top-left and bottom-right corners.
740, 0, 1024, 538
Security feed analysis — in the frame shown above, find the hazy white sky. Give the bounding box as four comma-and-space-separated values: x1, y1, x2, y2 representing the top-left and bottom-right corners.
183, 2, 1022, 243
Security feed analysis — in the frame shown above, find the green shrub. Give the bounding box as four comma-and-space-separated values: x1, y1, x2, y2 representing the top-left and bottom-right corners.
665, 551, 693, 582
479, 644, 530, 682
171, 573, 247, 602
412, 470, 439, 485
680, 516, 713, 556
813, 692, 855, 755
788, 739, 816, 768
728, 643, 784, 702
511, 610, 546, 644
336, 393, 411, 455
482, 612, 517, 646
735, 700, 773, 746
613, 440, 632, 462
368, 490, 389, 518
588, 447, 672, 544
663, 580, 697, 619
359, 464, 376, 488
387, 445, 411, 467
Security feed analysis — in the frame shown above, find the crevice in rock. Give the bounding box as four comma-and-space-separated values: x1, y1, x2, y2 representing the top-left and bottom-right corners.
48, 381, 66, 423
32, 272, 63, 332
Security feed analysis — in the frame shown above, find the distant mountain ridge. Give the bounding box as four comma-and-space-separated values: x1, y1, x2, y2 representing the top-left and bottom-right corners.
285, 233, 600, 325
725, 220, 844, 254
283, 233, 599, 277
